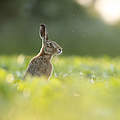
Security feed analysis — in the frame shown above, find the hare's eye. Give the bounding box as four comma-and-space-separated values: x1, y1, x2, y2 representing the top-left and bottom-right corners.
49, 43, 52, 46
46, 43, 52, 47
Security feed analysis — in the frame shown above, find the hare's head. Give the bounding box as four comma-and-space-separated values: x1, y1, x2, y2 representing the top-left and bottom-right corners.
39, 24, 62, 55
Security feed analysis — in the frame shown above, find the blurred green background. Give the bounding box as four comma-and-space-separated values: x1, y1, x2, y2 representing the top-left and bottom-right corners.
1, 0, 120, 56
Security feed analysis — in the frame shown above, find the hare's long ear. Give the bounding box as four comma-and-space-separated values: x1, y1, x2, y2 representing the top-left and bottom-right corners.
39, 24, 48, 42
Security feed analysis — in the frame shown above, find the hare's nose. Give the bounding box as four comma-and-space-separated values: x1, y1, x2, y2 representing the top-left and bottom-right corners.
59, 49, 61, 51
59, 49, 61, 52
58, 49, 62, 54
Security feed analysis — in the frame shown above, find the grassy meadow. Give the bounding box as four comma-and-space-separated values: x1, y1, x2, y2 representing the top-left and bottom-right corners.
0, 55, 120, 120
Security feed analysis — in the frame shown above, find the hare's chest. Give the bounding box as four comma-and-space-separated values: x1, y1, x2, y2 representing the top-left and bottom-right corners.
37, 58, 53, 76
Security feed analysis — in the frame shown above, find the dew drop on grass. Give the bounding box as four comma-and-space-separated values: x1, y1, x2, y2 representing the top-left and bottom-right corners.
80, 72, 84, 76
90, 78, 95, 84
6, 74, 14, 83
17, 54, 25, 65
63, 73, 68, 78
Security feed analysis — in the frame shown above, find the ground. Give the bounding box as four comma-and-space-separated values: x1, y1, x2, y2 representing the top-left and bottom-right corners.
0, 55, 120, 120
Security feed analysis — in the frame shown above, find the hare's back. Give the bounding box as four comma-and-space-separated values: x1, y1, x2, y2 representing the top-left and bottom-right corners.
26, 57, 43, 76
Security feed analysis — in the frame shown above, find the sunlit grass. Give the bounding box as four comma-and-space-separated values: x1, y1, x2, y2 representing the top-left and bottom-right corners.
0, 55, 120, 120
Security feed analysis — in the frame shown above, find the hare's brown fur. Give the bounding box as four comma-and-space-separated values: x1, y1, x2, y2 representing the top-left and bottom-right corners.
24, 24, 62, 79
25, 47, 52, 79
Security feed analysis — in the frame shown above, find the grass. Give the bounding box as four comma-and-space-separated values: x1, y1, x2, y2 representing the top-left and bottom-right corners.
0, 55, 120, 120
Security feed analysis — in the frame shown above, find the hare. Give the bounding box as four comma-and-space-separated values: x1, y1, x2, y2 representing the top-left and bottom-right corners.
24, 24, 62, 80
